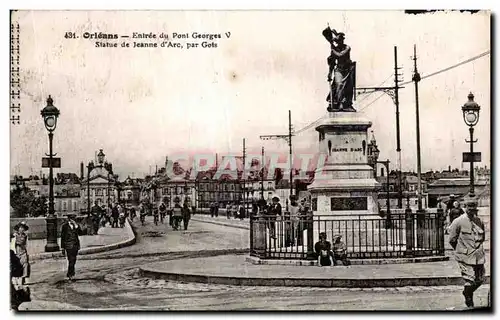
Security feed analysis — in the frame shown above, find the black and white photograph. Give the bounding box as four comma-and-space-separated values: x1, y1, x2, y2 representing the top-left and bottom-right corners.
7, 8, 492, 311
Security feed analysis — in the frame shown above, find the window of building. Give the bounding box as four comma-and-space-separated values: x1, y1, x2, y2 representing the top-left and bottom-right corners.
62, 201, 67, 211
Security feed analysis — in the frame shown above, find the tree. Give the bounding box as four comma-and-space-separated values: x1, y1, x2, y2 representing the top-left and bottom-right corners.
31, 195, 48, 217
10, 186, 47, 218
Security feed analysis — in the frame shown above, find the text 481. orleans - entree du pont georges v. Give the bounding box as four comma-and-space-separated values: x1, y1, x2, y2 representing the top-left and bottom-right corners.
64, 32, 229, 48
66, 31, 228, 40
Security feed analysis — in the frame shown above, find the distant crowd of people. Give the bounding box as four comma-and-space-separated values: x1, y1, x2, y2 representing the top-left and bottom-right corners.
136, 197, 193, 231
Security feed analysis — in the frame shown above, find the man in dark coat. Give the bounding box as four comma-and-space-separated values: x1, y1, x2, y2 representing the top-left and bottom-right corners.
182, 202, 191, 230
11, 249, 30, 310
111, 204, 120, 228
90, 201, 102, 235
268, 196, 282, 239
61, 213, 83, 281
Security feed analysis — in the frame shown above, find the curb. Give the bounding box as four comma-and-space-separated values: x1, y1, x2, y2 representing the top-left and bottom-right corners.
138, 265, 491, 288
85, 248, 249, 261
191, 218, 249, 230
246, 255, 450, 266
30, 218, 136, 262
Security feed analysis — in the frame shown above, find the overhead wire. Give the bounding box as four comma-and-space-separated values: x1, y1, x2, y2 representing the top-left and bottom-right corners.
294, 73, 393, 135
288, 50, 490, 136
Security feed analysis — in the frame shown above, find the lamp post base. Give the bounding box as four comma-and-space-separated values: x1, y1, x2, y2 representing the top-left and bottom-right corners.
45, 215, 60, 252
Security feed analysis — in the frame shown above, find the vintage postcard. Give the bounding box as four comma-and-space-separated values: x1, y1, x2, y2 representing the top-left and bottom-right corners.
9, 10, 491, 311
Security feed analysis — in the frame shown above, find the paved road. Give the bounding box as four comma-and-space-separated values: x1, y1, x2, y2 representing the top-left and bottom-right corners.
22, 216, 491, 311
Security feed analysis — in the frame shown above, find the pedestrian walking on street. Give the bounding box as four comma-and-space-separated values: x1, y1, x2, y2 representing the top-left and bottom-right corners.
90, 201, 102, 235
226, 203, 231, 219
129, 206, 136, 222
210, 202, 215, 217
111, 204, 119, 228
182, 202, 191, 230
139, 204, 146, 226
172, 197, 183, 230
153, 207, 159, 226
214, 202, 219, 217
448, 195, 486, 308
119, 211, 126, 228
168, 206, 173, 226
159, 202, 167, 224
61, 213, 83, 281
11, 222, 31, 286
238, 202, 245, 220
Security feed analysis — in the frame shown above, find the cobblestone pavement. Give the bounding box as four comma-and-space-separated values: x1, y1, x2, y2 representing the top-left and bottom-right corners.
30, 270, 491, 311
21, 216, 491, 311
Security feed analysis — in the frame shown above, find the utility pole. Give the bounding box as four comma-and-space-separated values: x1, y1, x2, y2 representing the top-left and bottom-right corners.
412, 44, 423, 211
242, 138, 246, 212
288, 110, 293, 198
356, 47, 404, 208
260, 110, 295, 200
261, 146, 265, 199
394, 46, 403, 209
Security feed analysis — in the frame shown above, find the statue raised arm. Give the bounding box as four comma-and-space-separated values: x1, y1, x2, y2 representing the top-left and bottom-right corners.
323, 26, 356, 112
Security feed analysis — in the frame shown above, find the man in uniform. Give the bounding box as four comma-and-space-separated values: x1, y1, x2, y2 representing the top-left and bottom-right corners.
448, 194, 486, 308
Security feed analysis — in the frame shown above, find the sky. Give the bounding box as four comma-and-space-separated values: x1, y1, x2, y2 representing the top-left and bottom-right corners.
10, 10, 491, 179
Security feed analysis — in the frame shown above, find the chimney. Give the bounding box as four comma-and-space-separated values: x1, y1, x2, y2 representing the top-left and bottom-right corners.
381, 168, 385, 177
80, 162, 84, 180
448, 165, 451, 172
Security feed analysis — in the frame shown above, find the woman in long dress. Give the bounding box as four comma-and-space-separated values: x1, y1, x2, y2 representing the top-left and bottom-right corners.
12, 221, 30, 285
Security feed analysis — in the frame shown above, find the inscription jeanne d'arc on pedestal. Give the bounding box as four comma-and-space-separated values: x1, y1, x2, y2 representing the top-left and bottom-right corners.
332, 147, 363, 152
322, 25, 356, 113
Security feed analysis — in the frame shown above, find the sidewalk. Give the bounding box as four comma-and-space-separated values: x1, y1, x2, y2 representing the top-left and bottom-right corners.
25, 219, 135, 261
139, 253, 491, 288
191, 214, 250, 230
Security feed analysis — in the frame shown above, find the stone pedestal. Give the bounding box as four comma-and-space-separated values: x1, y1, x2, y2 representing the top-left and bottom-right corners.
309, 112, 381, 214
307, 111, 383, 246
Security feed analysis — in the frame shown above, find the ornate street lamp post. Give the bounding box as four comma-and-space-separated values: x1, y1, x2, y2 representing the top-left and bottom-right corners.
87, 161, 95, 215
376, 159, 391, 229
41, 95, 60, 252
461, 93, 481, 197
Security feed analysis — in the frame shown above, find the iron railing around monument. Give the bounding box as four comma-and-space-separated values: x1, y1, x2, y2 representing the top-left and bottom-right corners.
250, 210, 445, 260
